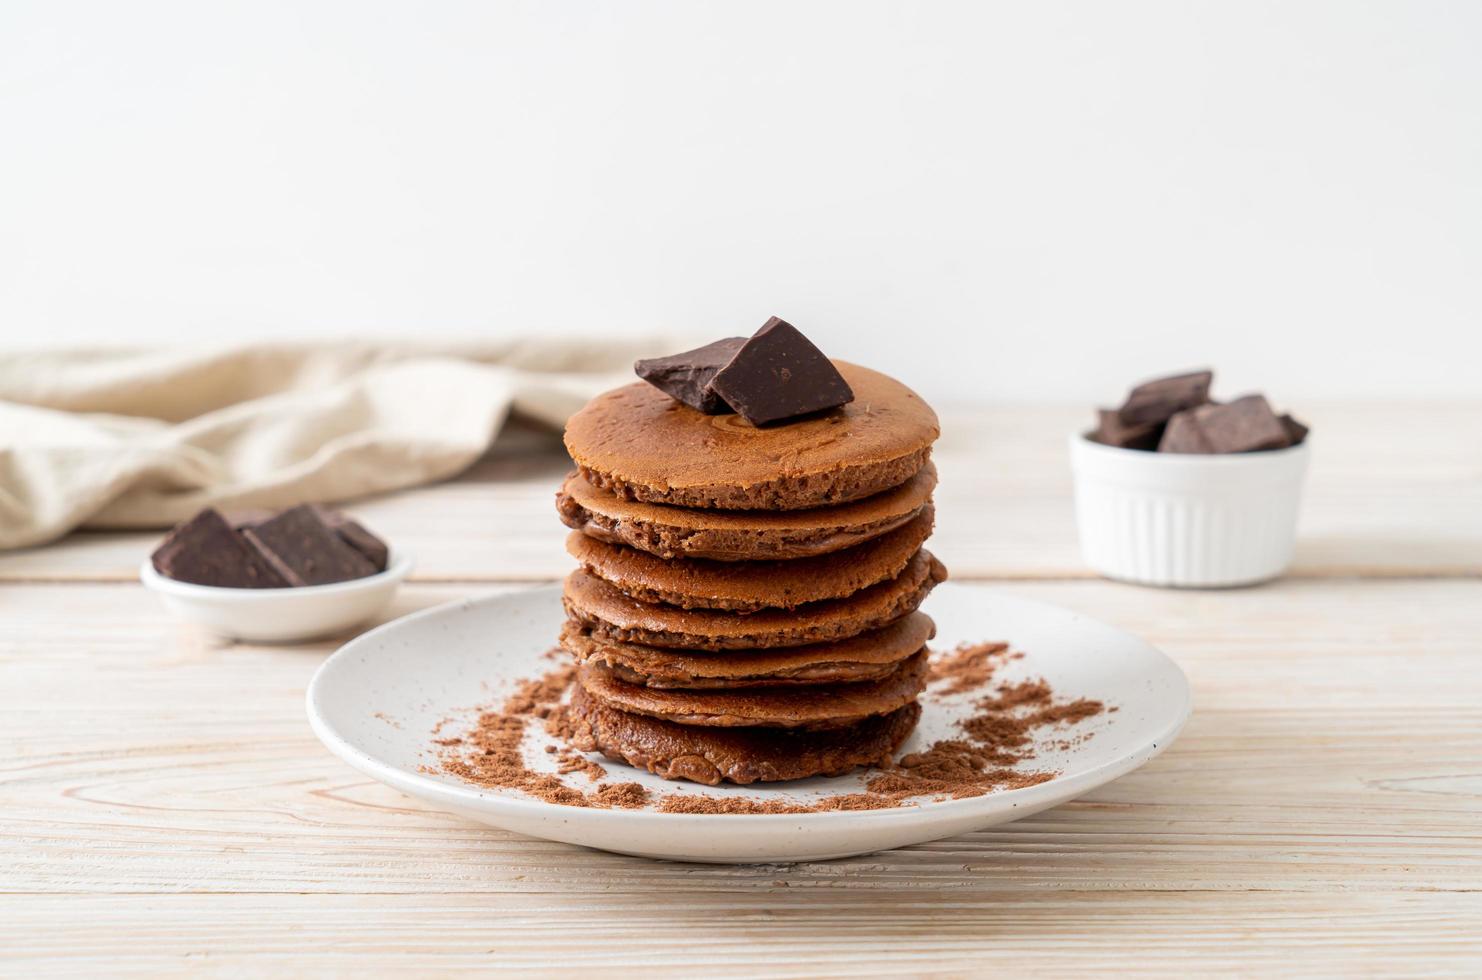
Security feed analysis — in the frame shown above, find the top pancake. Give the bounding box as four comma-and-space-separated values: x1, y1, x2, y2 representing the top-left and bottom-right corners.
564, 361, 939, 511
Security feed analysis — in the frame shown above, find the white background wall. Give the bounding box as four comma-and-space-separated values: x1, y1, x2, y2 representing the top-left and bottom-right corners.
2, 1, 1478, 405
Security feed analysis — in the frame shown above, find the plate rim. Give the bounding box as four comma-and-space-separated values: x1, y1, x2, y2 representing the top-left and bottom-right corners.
306, 582, 1193, 826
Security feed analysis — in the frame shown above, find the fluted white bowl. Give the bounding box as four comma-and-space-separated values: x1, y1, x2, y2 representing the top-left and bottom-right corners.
1069, 434, 1310, 587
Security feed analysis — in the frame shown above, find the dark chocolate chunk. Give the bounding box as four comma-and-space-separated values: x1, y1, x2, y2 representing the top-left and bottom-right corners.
634, 337, 746, 414
1161, 395, 1290, 454
241, 504, 378, 586
1157, 411, 1215, 454
1280, 413, 1309, 446
704, 317, 854, 426
1118, 370, 1213, 426
314, 505, 390, 572
1092, 408, 1164, 450
1200, 395, 1291, 453
151, 508, 290, 588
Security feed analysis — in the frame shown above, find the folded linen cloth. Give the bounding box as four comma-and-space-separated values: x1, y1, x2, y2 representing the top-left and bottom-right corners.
0, 339, 674, 550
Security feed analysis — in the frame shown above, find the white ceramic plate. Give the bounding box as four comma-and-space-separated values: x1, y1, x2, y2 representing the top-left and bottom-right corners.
307, 582, 1191, 863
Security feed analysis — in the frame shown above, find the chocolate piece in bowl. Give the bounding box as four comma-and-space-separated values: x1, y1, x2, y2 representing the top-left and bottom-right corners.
705, 316, 855, 425
1117, 370, 1213, 426
1280, 413, 1310, 446
1156, 411, 1214, 454
1092, 409, 1164, 450
633, 337, 746, 414
1158, 395, 1292, 455
151, 508, 290, 588
232, 506, 389, 572
241, 504, 379, 586
314, 506, 391, 572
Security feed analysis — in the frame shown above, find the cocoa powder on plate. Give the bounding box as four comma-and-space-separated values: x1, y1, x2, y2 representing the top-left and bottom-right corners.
429, 659, 650, 809
433, 640, 1103, 813
927, 640, 1017, 695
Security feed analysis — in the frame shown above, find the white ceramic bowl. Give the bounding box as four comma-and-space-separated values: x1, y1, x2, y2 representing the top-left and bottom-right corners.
1069, 434, 1310, 587
140, 549, 414, 642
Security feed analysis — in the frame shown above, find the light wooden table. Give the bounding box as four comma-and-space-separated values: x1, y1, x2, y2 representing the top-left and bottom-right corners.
4, 403, 1480, 976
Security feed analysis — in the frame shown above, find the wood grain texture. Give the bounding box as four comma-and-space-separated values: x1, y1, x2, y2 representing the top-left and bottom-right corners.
2, 404, 1480, 974
3, 577, 1481, 973
2, 402, 1477, 582
4, 894, 1481, 976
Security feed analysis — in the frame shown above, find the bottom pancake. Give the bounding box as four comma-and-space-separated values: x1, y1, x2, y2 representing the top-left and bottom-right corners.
568, 684, 922, 785
559, 612, 935, 688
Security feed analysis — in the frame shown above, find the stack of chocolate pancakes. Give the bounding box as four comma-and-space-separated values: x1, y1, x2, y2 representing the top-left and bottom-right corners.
557, 360, 946, 786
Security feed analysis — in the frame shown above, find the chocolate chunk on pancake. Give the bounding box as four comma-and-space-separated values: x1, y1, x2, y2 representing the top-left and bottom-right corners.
578, 651, 928, 729
560, 612, 935, 688
634, 337, 746, 414
563, 362, 938, 511
556, 463, 936, 562
568, 684, 921, 785
563, 549, 947, 650
566, 507, 933, 611
704, 316, 855, 425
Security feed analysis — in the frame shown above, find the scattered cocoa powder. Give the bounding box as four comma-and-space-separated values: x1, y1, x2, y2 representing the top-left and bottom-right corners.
659, 795, 817, 815
501, 662, 575, 718
555, 746, 607, 781
962, 680, 1105, 760
432, 640, 1105, 814
430, 662, 645, 809
592, 782, 651, 808
928, 641, 1013, 695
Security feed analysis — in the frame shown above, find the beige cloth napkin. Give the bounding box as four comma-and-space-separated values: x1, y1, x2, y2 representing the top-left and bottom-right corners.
0, 339, 674, 550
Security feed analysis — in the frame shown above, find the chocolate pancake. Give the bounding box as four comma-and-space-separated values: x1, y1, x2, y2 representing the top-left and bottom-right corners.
563, 362, 939, 511
560, 612, 935, 688
568, 684, 921, 785
556, 463, 936, 562
563, 548, 947, 650
577, 651, 928, 729
566, 507, 934, 612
